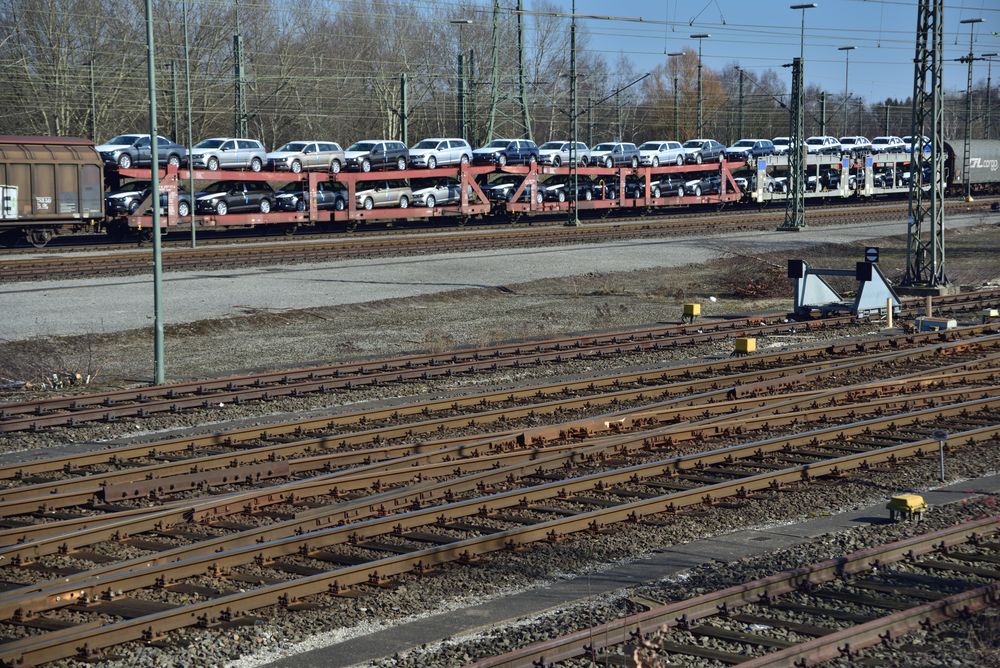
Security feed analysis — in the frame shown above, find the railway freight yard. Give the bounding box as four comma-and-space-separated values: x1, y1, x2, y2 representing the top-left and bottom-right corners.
2, 1, 1000, 668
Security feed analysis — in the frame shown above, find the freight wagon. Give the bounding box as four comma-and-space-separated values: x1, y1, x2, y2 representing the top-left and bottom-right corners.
0, 137, 105, 247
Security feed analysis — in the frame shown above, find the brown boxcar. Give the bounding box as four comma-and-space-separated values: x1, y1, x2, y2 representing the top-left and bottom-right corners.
0, 136, 104, 247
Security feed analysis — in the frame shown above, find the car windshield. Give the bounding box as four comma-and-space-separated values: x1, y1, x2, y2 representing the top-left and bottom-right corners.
107, 135, 142, 145
109, 181, 150, 194
194, 139, 225, 149
491, 175, 522, 185
840, 138, 857, 144
539, 142, 565, 150
774, 138, 789, 144
872, 137, 893, 144
593, 143, 616, 151
638, 142, 663, 150
485, 140, 510, 148
277, 142, 307, 152
277, 183, 302, 194
683, 141, 704, 148
411, 179, 437, 189
805, 138, 824, 145
347, 142, 376, 152
733, 140, 755, 147
202, 182, 230, 194
413, 140, 440, 149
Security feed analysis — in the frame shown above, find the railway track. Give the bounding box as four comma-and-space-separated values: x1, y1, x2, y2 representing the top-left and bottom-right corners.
0, 394, 996, 665
0, 197, 973, 283
2, 289, 997, 433
0, 323, 996, 664
467, 517, 1000, 667
2, 344, 995, 556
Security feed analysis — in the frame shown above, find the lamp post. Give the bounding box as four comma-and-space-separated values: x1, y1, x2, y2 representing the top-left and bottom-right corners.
983, 53, 997, 140
691, 34, 710, 137
780, 3, 814, 231
838, 46, 856, 136
960, 18, 983, 202
791, 4, 816, 65
667, 52, 683, 138
450, 19, 473, 140
144, 0, 164, 384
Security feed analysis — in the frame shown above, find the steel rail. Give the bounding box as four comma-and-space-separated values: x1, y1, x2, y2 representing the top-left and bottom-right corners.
465, 516, 1000, 667
3, 399, 996, 621
2, 422, 997, 667
1, 293, 996, 433
2, 335, 995, 515
2, 377, 986, 573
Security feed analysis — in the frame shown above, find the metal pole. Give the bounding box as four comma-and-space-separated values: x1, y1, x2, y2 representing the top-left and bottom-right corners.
516, 0, 532, 140
988, 58, 994, 140
400, 73, 408, 145
819, 91, 826, 136
170, 61, 179, 141
457, 52, 465, 138
780, 57, 805, 231
567, 0, 579, 227
738, 68, 744, 139
89, 60, 97, 141
673, 76, 679, 138
486, 0, 500, 140
233, 1, 247, 137
145, 0, 164, 385
468, 49, 476, 144
587, 96, 594, 146
839, 46, 855, 136
696, 40, 703, 136
934, 429, 947, 482
961, 20, 983, 202
884, 104, 889, 135
182, 0, 196, 248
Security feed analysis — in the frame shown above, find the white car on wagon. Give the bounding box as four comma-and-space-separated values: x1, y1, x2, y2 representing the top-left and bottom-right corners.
408, 138, 473, 169
637, 140, 685, 167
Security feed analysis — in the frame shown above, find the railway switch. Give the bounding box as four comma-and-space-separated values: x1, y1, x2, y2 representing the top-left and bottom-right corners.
886, 494, 927, 522
683, 303, 701, 324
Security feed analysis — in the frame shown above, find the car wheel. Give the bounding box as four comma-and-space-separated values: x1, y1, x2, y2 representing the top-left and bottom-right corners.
259, 198, 271, 213
584, 189, 592, 201
631, 157, 638, 168
608, 189, 616, 200
330, 159, 341, 174
652, 187, 661, 198
460, 154, 470, 166
167, 154, 181, 168
207, 156, 219, 171
361, 159, 371, 172
427, 156, 437, 169
397, 157, 406, 170
296, 199, 306, 212
117, 153, 132, 169
580, 157, 589, 167
363, 197, 374, 210
694, 185, 702, 197
216, 200, 228, 215
535, 192, 543, 204
399, 195, 409, 209
291, 160, 302, 174
604, 157, 612, 168
250, 157, 262, 172
767, 183, 775, 193
652, 157, 659, 168
127, 199, 140, 214
425, 194, 436, 208
557, 191, 566, 203
178, 200, 190, 217
695, 154, 703, 165
675, 155, 683, 166
334, 197, 345, 211
498, 154, 507, 167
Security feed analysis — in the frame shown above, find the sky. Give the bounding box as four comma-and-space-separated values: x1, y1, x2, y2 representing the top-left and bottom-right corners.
562, 0, 1000, 102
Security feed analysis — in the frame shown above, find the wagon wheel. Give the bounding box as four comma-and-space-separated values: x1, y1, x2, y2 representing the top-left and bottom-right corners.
346, 220, 358, 232
281, 223, 298, 236
25, 228, 54, 248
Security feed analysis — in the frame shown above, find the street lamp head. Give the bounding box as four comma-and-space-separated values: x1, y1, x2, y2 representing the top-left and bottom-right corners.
690, 33, 710, 39
959, 18, 984, 25
838, 46, 856, 51
790, 3, 817, 9
983, 52, 999, 58
449, 19, 473, 25
667, 51, 684, 56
